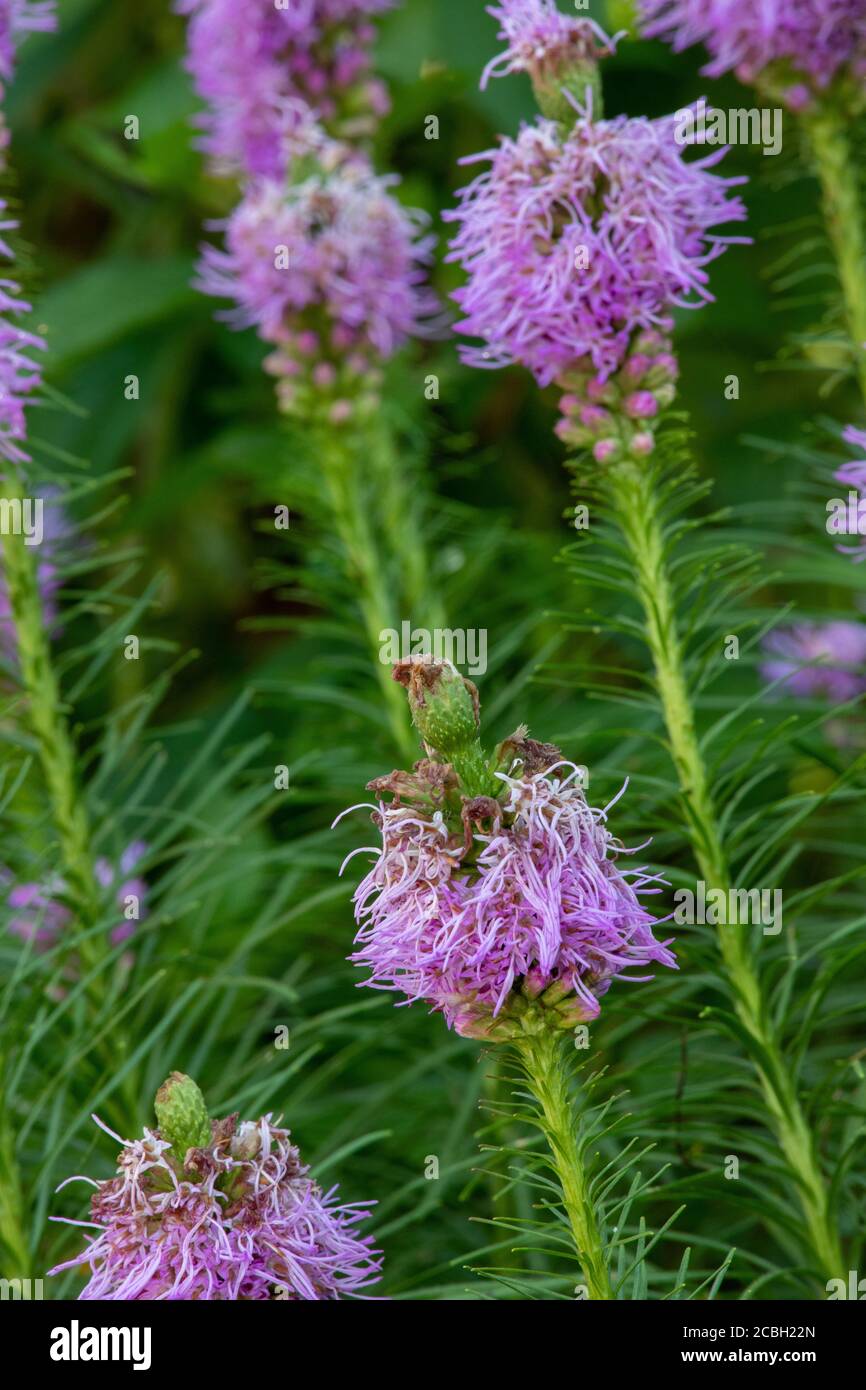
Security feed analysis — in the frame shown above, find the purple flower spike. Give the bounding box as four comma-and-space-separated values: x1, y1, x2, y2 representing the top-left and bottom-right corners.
761, 621, 866, 702
0, 201, 47, 463
5, 842, 150, 951
0, 0, 56, 83
340, 759, 675, 1040
0, 4, 55, 452
49, 1105, 381, 1300
177, 0, 393, 178
445, 109, 747, 392
197, 150, 438, 415
833, 425, 866, 562
638, 0, 866, 106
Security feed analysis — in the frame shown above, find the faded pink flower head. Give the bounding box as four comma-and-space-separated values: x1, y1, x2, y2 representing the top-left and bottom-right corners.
49, 1103, 381, 1300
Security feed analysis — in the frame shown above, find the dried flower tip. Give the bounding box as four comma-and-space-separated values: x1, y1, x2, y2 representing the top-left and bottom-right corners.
482, 0, 619, 120
392, 656, 480, 756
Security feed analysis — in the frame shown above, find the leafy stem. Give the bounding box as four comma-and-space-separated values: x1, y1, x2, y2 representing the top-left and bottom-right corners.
1, 474, 101, 941
512, 1024, 613, 1300
315, 426, 417, 762
800, 102, 866, 409
604, 452, 844, 1285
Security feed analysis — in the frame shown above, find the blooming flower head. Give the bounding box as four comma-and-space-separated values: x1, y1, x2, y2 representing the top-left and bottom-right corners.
638, 0, 866, 108
760, 621, 866, 701
445, 108, 747, 413
481, 0, 619, 102
49, 1074, 381, 1300
198, 147, 437, 419
6, 841, 149, 949
832, 425, 866, 562
338, 660, 675, 1040
177, 0, 393, 178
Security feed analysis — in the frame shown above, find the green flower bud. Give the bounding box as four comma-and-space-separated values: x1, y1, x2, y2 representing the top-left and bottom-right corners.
393, 658, 480, 757
392, 658, 501, 799
154, 1071, 211, 1162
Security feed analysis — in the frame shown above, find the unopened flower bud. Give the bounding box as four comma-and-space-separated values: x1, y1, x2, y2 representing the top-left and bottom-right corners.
154, 1072, 211, 1162
593, 437, 620, 463
579, 404, 612, 432
393, 657, 480, 757
631, 431, 655, 457
623, 353, 651, 382
624, 390, 658, 420
586, 376, 613, 404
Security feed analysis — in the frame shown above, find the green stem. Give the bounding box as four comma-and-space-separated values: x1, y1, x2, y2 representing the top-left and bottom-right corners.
366, 412, 445, 634
316, 429, 417, 762
1, 477, 101, 937
449, 741, 500, 799
606, 455, 843, 1283
2, 478, 140, 1139
801, 104, 866, 409
514, 1026, 613, 1299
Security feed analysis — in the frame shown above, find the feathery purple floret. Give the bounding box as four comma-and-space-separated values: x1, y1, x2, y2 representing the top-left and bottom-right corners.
0, 163, 47, 460
197, 151, 437, 403
49, 1113, 381, 1300
481, 0, 618, 90
444, 109, 748, 389
342, 764, 675, 1036
761, 621, 866, 701
177, 0, 392, 178
833, 425, 866, 562
0, 296, 44, 461
639, 0, 866, 106
0, 0, 56, 82
0, 0, 53, 461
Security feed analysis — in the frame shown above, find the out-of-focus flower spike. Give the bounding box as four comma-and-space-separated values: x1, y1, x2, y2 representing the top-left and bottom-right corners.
638, 0, 866, 109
